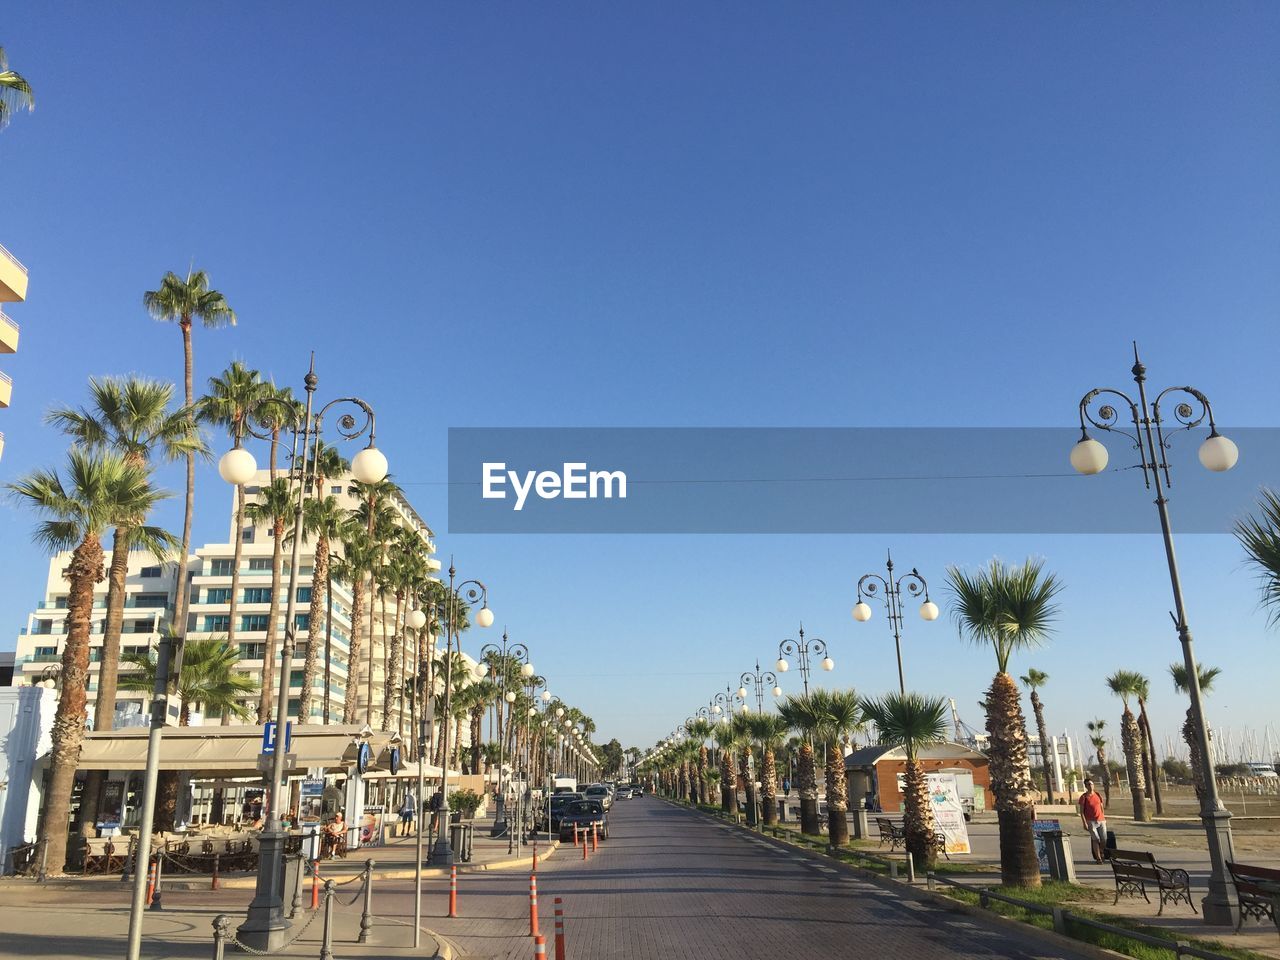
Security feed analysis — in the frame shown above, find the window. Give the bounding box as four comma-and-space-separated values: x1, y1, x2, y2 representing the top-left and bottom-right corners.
244, 485, 260, 494
89, 648, 103, 663
140, 566, 161, 578
241, 614, 269, 632
205, 588, 231, 604
330, 485, 342, 495
238, 642, 264, 660
204, 615, 231, 632
34, 645, 57, 658
32, 620, 53, 635
296, 587, 312, 603
295, 614, 311, 631
249, 558, 272, 572
243, 587, 272, 604
130, 620, 153, 634
54, 597, 68, 609
241, 528, 255, 543
210, 559, 234, 576
135, 593, 168, 608
290, 670, 305, 686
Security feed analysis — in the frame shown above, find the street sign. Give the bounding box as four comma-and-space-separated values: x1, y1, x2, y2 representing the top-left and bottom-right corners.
262, 721, 293, 755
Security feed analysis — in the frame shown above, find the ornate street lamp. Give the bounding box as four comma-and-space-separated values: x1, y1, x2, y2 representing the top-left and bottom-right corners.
740, 660, 780, 713
1071, 344, 1238, 924
851, 550, 938, 694
776, 624, 832, 697
479, 630, 530, 839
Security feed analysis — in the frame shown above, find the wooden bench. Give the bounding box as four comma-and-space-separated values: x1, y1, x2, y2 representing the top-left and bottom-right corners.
1227, 861, 1280, 936
874, 818, 950, 860
1109, 849, 1195, 916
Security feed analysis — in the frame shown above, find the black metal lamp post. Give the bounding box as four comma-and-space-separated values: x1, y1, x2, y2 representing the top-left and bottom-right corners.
479, 631, 530, 840
851, 551, 938, 695
776, 625, 832, 697
1071, 344, 1239, 925
740, 661, 780, 713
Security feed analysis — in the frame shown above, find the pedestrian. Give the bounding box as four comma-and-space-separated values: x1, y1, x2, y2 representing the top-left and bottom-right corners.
399, 789, 417, 837
428, 789, 444, 836
782, 776, 791, 797
1077, 778, 1107, 863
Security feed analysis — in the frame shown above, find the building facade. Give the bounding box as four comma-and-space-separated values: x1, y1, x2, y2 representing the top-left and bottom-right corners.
0, 239, 30, 457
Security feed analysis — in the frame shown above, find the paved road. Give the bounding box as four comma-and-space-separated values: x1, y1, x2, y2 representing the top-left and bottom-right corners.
381, 798, 1097, 960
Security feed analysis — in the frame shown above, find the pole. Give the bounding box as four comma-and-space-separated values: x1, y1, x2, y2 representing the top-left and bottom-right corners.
413, 710, 426, 949
125, 632, 172, 960
433, 566, 458, 866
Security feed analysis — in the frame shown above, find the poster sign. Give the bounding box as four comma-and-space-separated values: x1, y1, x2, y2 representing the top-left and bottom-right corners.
925, 772, 971, 855
300, 778, 324, 825
1032, 819, 1061, 874
96, 780, 124, 829
360, 805, 385, 846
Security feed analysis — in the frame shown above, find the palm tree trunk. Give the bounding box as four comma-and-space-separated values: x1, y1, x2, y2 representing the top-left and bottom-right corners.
902, 757, 937, 871
985, 672, 1041, 888
173, 319, 194, 626
1030, 690, 1055, 803
761, 748, 778, 825
1182, 707, 1207, 806
379, 590, 394, 731
343, 579, 363, 725
719, 749, 734, 813
1121, 706, 1150, 822
1138, 700, 1164, 815
39, 534, 104, 875
324, 567, 334, 724
228, 486, 245, 645
797, 742, 821, 835
298, 536, 328, 723
1096, 744, 1112, 807
825, 743, 849, 846
258, 520, 285, 722
364, 576, 377, 726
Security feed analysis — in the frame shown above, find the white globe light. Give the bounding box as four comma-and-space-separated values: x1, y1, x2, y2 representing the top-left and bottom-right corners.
474, 607, 495, 629
772, 686, 782, 697
521, 662, 535, 678
737, 686, 748, 699
218, 447, 258, 486
541, 690, 552, 702
408, 608, 427, 630
505, 691, 516, 703
564, 719, 572, 728
474, 662, 487, 680
712, 704, 722, 714
556, 707, 565, 717
1199, 433, 1239, 472
820, 657, 834, 672
350, 445, 389, 484
852, 602, 872, 622
776, 659, 788, 672
919, 600, 940, 622
528, 707, 536, 716
740, 703, 750, 713
1070, 437, 1109, 475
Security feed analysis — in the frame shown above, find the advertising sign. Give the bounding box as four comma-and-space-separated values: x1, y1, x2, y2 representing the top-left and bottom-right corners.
360, 805, 385, 846
300, 778, 324, 825
1032, 819, 1061, 874
925, 772, 971, 855
96, 780, 124, 830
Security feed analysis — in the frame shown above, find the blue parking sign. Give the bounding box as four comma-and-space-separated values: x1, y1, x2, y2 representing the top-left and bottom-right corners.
263, 721, 292, 755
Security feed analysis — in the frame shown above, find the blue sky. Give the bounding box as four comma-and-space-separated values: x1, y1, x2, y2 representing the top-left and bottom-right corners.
2, 3, 1278, 758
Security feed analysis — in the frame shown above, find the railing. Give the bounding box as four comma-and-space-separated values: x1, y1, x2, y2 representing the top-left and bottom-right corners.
0, 241, 27, 275
0, 309, 18, 336
0, 369, 13, 386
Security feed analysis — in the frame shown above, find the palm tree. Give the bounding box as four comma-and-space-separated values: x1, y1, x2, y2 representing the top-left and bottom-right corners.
1170, 663, 1222, 806
0, 46, 35, 130
198, 362, 268, 646
777, 693, 825, 836
120, 635, 258, 829
686, 719, 714, 806
334, 529, 374, 724
812, 689, 862, 847
351, 478, 400, 727
8, 450, 162, 873
1019, 668, 1055, 803
1235, 488, 1280, 625
729, 713, 756, 819
713, 726, 736, 813
1106, 670, 1151, 822
746, 713, 789, 825
1086, 718, 1111, 807
947, 558, 1063, 888
143, 270, 237, 628
46, 376, 193, 832
862, 692, 950, 870
296, 496, 350, 723
243, 479, 294, 721
1132, 673, 1164, 815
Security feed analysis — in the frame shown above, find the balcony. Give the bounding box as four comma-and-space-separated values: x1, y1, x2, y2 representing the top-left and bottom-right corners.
0, 242, 27, 303
0, 310, 16, 353
0, 370, 10, 409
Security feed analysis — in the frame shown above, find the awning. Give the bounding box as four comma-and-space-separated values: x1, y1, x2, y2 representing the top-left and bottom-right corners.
76, 724, 394, 777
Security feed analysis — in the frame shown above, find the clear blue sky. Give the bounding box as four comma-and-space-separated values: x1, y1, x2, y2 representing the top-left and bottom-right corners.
2, 3, 1278, 759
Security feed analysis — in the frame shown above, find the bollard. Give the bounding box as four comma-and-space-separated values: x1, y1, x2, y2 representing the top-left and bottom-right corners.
888, 858, 898, 880
554, 897, 565, 960
529, 873, 540, 936
211, 853, 221, 891
533, 933, 547, 959
211, 914, 229, 960
146, 858, 157, 906
582, 832, 588, 860
152, 853, 164, 909
448, 863, 458, 918
591, 823, 598, 853
571, 823, 578, 847
1052, 906, 1067, 935
358, 859, 375, 944
311, 858, 321, 910
906, 851, 916, 884
319, 880, 336, 960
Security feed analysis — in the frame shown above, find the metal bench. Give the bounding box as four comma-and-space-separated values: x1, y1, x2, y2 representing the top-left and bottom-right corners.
1109, 849, 1195, 916
875, 817, 905, 850
1226, 861, 1280, 936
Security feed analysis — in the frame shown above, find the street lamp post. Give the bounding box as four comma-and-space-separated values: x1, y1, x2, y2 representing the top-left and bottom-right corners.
479, 631, 530, 842
219, 356, 389, 953
739, 661, 780, 713
1071, 345, 1239, 925
851, 551, 939, 694
776, 625, 833, 697
433, 562, 494, 866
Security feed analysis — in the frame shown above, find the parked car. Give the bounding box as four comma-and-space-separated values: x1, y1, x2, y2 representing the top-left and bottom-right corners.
536, 792, 583, 832
583, 783, 613, 810
557, 799, 608, 841
616, 786, 633, 800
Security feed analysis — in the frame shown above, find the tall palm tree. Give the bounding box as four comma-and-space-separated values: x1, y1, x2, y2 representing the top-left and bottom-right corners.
351, 478, 400, 727
331, 539, 372, 724
1132, 673, 1163, 815
686, 719, 714, 807
1170, 663, 1222, 806
120, 635, 259, 830
46, 376, 193, 832
244, 478, 294, 721
0, 46, 35, 130
812, 689, 863, 847
777, 693, 825, 836
1086, 718, 1111, 807
862, 692, 950, 870
143, 270, 237, 629
713, 726, 737, 813
947, 558, 1063, 888
730, 713, 756, 819
1106, 670, 1150, 822
1235, 488, 1280, 625
746, 713, 789, 825
8, 450, 162, 873
198, 362, 268, 646
1019, 668, 1055, 803
296, 496, 350, 723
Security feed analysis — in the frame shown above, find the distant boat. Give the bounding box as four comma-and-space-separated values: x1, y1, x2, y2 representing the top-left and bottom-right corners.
1245, 761, 1278, 778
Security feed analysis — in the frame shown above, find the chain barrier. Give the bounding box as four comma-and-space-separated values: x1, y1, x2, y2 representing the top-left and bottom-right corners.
330, 862, 372, 908
214, 893, 328, 957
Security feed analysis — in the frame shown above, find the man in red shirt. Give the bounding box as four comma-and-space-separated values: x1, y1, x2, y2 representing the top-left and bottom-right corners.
1077, 779, 1107, 863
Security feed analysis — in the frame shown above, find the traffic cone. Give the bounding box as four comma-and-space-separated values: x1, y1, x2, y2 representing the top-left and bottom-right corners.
529, 874, 540, 936
554, 898, 566, 960
448, 863, 458, 918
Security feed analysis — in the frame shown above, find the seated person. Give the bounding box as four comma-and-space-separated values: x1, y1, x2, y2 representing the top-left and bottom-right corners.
322, 813, 347, 859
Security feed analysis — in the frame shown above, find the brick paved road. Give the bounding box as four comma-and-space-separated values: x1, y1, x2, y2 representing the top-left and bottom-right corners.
379, 797, 1097, 960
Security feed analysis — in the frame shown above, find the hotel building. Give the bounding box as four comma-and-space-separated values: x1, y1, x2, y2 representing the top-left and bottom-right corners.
0, 239, 30, 458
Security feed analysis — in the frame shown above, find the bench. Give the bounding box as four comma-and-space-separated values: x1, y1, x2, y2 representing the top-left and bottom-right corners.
1109, 849, 1195, 916
1226, 861, 1280, 936
874, 817, 950, 860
